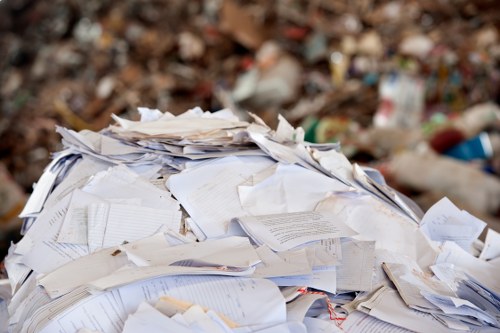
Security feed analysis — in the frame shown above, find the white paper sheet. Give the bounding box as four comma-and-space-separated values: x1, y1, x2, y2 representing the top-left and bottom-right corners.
167, 156, 275, 239
357, 287, 459, 333
253, 246, 311, 278
117, 276, 286, 327
19, 194, 90, 274
381, 262, 452, 312
101, 203, 181, 248
38, 289, 126, 333
122, 302, 194, 333
339, 311, 413, 333
479, 229, 500, 261
43, 156, 110, 212
436, 241, 500, 293
82, 164, 179, 211
238, 163, 350, 216
123, 236, 260, 268
336, 239, 375, 292
286, 293, 327, 322
315, 193, 437, 267
235, 211, 356, 252
420, 197, 486, 251
271, 268, 337, 294
20, 151, 75, 217
57, 190, 107, 245
38, 246, 129, 298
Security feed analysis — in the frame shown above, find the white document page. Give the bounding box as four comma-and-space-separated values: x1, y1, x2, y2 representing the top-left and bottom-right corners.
88, 264, 255, 291
235, 211, 356, 252
82, 164, 179, 211
271, 268, 337, 294
167, 157, 274, 239
253, 246, 311, 278
420, 197, 486, 251
122, 302, 194, 333
183, 305, 231, 333
43, 156, 110, 211
19, 194, 90, 274
336, 239, 375, 292
87, 202, 109, 252
309, 238, 342, 268
436, 241, 500, 293
287, 293, 327, 322
240, 321, 306, 333
102, 203, 181, 248
339, 311, 414, 333
57, 190, 107, 244
100, 134, 144, 156
117, 276, 286, 327
3, 249, 31, 293
303, 317, 343, 333
77, 329, 103, 333
479, 229, 500, 261
313, 149, 354, 184
420, 291, 498, 327
167, 156, 275, 239
246, 125, 351, 186
38, 246, 129, 298
315, 193, 437, 268
124, 236, 260, 268
352, 164, 420, 223
38, 289, 126, 333
20, 151, 73, 217
238, 163, 350, 216
357, 287, 457, 333
381, 262, 452, 312
12, 285, 53, 333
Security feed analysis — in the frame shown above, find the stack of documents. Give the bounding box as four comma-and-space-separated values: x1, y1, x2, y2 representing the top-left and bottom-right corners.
2, 107, 499, 333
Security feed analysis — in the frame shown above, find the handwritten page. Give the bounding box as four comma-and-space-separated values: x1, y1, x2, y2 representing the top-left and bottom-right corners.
235, 211, 356, 252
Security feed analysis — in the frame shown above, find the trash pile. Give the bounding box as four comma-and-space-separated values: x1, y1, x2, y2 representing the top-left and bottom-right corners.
1, 107, 499, 333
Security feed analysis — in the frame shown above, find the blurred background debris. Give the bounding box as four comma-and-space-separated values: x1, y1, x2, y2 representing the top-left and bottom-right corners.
0, 0, 499, 259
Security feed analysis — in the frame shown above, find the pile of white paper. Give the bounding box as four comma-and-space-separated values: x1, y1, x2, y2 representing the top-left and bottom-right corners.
2, 107, 499, 333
